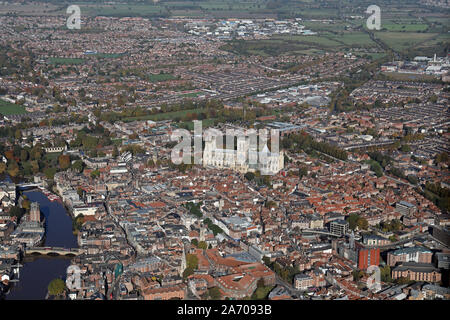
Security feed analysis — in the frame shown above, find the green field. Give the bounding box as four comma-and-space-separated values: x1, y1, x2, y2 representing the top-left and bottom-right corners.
356, 52, 387, 60
0, 99, 28, 115
44, 152, 62, 161
382, 22, 429, 32
93, 53, 125, 59
80, 4, 167, 17
179, 92, 203, 98
48, 57, 85, 65
302, 20, 357, 33
374, 32, 438, 52
380, 72, 440, 82
123, 108, 207, 122
178, 118, 216, 130
221, 31, 378, 56
292, 8, 340, 18
328, 32, 377, 47
148, 73, 177, 82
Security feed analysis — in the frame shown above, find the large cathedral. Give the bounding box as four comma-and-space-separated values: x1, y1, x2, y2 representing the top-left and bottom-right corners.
202, 133, 284, 175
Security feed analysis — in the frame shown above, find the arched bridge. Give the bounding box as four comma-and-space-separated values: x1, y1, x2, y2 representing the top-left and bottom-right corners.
25, 247, 82, 257
17, 182, 44, 188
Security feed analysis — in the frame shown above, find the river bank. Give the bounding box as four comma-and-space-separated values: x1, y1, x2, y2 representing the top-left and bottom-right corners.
6, 190, 78, 300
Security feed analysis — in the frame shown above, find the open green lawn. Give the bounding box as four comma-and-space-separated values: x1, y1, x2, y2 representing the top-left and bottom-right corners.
123, 108, 207, 122
0, 99, 28, 115
178, 118, 216, 130
48, 57, 85, 65
178, 91, 203, 98
44, 152, 62, 161
148, 73, 177, 82
93, 53, 125, 59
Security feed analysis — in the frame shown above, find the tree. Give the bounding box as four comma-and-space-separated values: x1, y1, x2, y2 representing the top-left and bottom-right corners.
112, 146, 119, 158
244, 172, 255, 181
262, 256, 272, 268
30, 160, 39, 174
7, 162, 20, 177
352, 269, 363, 281
208, 287, 222, 300
20, 149, 29, 162
90, 169, 100, 179
48, 278, 66, 296
186, 254, 198, 270
436, 152, 449, 164
22, 199, 31, 211
400, 144, 411, 153
357, 217, 369, 230
407, 175, 418, 185
30, 146, 43, 160
58, 154, 71, 170
191, 239, 198, 247
44, 167, 57, 179
380, 265, 392, 283
4, 150, 14, 161
14, 129, 21, 140
8, 206, 25, 222
72, 214, 84, 233
76, 187, 84, 198
348, 213, 360, 230
183, 267, 194, 279
299, 167, 308, 178
72, 160, 84, 173
369, 160, 383, 177
0, 162, 6, 174
198, 241, 208, 250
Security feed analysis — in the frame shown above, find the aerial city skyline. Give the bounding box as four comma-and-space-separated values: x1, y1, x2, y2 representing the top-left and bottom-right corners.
0, 0, 449, 306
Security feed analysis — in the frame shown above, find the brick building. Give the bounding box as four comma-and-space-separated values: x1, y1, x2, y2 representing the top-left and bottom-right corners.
355, 242, 380, 270
294, 273, 313, 290
142, 283, 186, 300
392, 262, 441, 283
215, 273, 258, 299
387, 247, 433, 267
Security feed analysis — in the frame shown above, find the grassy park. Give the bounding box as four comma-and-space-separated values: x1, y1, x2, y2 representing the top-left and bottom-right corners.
0, 99, 28, 115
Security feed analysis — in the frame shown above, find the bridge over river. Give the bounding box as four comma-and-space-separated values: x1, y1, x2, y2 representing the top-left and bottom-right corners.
25, 247, 82, 257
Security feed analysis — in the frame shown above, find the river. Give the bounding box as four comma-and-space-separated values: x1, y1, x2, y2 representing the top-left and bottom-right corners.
6, 190, 78, 300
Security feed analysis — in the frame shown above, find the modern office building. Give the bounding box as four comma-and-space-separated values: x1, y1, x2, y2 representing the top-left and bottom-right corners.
395, 201, 417, 216
434, 252, 450, 270
329, 220, 349, 237
430, 225, 450, 247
